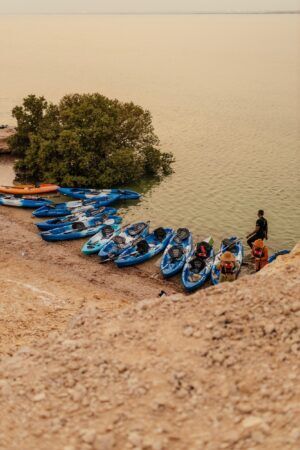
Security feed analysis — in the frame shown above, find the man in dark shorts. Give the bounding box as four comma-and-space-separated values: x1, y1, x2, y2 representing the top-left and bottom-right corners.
247, 209, 268, 248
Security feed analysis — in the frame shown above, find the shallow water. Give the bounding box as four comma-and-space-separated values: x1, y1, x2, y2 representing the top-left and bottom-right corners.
0, 15, 300, 251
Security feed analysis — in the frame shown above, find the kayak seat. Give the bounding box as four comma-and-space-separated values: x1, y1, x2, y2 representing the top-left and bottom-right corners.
128, 223, 146, 237
154, 227, 166, 242
168, 245, 184, 261
190, 257, 206, 273
113, 235, 126, 245
222, 238, 236, 252
101, 225, 114, 238
72, 222, 86, 231
174, 228, 190, 243
136, 239, 150, 255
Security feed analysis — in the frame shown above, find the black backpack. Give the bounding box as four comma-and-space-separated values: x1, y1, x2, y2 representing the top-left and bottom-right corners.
136, 239, 149, 255
168, 245, 184, 261
174, 228, 190, 243
154, 227, 166, 242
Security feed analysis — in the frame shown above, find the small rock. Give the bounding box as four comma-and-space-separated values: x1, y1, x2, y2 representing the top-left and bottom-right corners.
169, 294, 183, 302
211, 352, 225, 364
70, 384, 87, 402
236, 403, 253, 414
290, 301, 300, 312
263, 323, 276, 334
223, 430, 240, 443
212, 330, 223, 340
33, 392, 46, 402
81, 429, 96, 444
142, 435, 165, 450
128, 431, 142, 447
251, 430, 265, 444
290, 343, 299, 354
242, 416, 264, 429
183, 326, 194, 337
93, 434, 115, 450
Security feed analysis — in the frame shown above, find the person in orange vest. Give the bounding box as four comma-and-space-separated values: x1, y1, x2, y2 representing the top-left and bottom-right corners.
218, 251, 238, 283
252, 239, 268, 272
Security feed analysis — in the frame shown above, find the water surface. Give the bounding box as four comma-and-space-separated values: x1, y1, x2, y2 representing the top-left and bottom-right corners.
0, 15, 299, 250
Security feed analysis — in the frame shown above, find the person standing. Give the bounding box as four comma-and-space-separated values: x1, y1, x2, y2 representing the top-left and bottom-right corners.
247, 209, 268, 248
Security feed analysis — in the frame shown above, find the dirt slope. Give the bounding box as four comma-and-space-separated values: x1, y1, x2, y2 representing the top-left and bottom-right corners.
0, 215, 299, 450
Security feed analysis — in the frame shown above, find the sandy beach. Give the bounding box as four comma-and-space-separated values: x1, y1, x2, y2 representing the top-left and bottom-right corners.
0, 206, 183, 356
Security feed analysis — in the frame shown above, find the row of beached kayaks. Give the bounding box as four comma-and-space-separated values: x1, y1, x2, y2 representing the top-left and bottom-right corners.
0, 187, 140, 210
39, 216, 243, 289
0, 185, 290, 291
0, 185, 141, 200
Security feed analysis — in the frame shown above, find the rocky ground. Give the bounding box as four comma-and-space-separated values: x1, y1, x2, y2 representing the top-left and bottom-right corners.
0, 205, 299, 450
0, 127, 15, 154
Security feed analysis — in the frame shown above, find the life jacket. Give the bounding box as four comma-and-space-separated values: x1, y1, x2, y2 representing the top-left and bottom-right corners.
195, 241, 211, 259
252, 243, 268, 272
253, 246, 264, 259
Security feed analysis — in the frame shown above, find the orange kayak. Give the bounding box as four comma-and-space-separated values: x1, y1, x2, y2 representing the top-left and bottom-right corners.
0, 183, 59, 195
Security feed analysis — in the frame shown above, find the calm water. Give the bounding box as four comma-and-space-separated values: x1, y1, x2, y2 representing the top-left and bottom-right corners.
0, 15, 300, 250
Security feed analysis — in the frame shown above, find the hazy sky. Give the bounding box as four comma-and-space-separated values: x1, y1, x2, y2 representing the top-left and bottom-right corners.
2, 0, 300, 14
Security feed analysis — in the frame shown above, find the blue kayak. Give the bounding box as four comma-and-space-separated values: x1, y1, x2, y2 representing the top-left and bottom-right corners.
35, 206, 117, 231
182, 238, 214, 291
268, 249, 290, 263
211, 237, 244, 285
98, 222, 150, 260
59, 187, 141, 200
40, 216, 122, 242
33, 199, 106, 218
115, 227, 173, 267
160, 228, 193, 278
0, 194, 52, 209
82, 223, 124, 255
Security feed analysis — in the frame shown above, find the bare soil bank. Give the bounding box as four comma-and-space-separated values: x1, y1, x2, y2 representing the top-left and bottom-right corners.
0, 205, 299, 450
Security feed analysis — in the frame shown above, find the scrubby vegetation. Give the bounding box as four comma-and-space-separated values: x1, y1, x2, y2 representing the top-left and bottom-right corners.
9, 94, 174, 186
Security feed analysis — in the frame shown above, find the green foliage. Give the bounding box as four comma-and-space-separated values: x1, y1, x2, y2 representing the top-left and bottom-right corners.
10, 93, 174, 186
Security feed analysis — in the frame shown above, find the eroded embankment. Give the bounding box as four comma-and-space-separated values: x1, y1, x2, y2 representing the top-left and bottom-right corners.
0, 205, 299, 450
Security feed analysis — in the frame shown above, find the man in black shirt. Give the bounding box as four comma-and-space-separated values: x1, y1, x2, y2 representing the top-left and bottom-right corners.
247, 209, 268, 248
